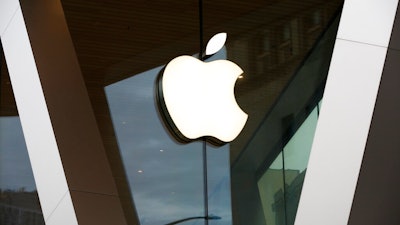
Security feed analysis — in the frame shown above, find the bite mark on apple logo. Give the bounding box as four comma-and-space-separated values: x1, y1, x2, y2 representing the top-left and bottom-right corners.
156, 33, 248, 145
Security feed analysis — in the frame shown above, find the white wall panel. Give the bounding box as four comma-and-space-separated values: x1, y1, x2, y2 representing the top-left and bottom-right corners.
46, 192, 78, 225
295, 39, 387, 225
338, 0, 399, 47
295, 0, 399, 224
0, 0, 19, 35
0, 2, 78, 224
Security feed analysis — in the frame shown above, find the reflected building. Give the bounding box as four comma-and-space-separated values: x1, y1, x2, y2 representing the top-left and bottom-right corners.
269, 170, 306, 225
0, 189, 44, 225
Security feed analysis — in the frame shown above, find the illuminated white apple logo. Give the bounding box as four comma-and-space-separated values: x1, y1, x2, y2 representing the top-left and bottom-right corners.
157, 33, 248, 144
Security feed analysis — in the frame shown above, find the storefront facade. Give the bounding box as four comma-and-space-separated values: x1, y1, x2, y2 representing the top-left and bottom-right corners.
1, 0, 400, 225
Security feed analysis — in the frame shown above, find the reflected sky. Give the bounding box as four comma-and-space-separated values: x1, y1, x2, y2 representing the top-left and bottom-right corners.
269, 106, 319, 171
269, 107, 318, 172
282, 107, 318, 172
0, 116, 36, 191
105, 49, 233, 225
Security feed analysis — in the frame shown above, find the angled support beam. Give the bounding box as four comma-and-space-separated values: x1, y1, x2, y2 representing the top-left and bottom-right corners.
295, 0, 399, 225
0, 1, 78, 224
0, 0, 131, 224
348, 2, 400, 224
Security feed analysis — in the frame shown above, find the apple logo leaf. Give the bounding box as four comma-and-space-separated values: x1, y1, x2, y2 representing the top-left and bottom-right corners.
205, 32, 227, 56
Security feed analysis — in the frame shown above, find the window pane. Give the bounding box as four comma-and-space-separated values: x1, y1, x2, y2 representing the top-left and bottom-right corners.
283, 107, 319, 225
207, 144, 232, 225
105, 67, 204, 225
258, 153, 285, 225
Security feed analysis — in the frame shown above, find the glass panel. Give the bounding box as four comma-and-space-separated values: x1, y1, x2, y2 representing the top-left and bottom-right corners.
0, 48, 45, 224
258, 153, 285, 225
283, 107, 319, 225
105, 67, 204, 225
207, 144, 232, 225
257, 105, 319, 225
283, 107, 318, 174
202, 0, 342, 167
227, 4, 342, 225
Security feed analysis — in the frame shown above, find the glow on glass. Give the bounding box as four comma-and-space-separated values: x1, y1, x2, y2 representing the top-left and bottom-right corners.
161, 55, 248, 143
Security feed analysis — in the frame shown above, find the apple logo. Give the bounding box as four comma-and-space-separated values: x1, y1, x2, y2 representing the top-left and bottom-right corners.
156, 33, 248, 145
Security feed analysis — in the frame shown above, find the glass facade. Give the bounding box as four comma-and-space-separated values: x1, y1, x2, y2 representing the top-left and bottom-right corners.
1, 0, 343, 224
105, 66, 205, 224
105, 50, 233, 225
258, 105, 319, 225
231, 12, 340, 224
99, 1, 340, 223
0, 49, 45, 224
63, 0, 342, 224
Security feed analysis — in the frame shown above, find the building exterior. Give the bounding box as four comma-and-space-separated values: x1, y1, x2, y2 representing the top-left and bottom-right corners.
0, 0, 399, 225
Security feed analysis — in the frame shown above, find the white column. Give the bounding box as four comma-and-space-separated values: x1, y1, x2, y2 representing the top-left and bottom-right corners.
295, 0, 399, 225
0, 1, 78, 224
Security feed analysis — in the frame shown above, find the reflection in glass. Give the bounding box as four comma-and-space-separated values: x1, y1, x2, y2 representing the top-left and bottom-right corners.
229, 4, 342, 225
283, 107, 319, 174
258, 153, 285, 225
283, 107, 319, 171
207, 144, 232, 225
105, 46, 233, 224
257, 105, 319, 225
106, 67, 205, 225
283, 107, 319, 225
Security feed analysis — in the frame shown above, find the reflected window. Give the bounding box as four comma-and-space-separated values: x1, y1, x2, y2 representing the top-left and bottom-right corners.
258, 152, 285, 225
257, 104, 319, 225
